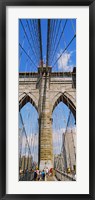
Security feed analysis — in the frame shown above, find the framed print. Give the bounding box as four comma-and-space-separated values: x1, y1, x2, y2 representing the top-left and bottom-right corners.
0, 0, 95, 199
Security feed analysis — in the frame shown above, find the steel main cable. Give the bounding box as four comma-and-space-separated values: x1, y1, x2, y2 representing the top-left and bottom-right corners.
20, 111, 31, 155
47, 19, 56, 66
19, 22, 28, 71
49, 19, 62, 65
47, 19, 62, 66
48, 20, 56, 58
51, 20, 58, 54
20, 19, 39, 68
19, 43, 38, 70
26, 20, 39, 64
50, 19, 68, 66
20, 19, 41, 170
30, 19, 40, 56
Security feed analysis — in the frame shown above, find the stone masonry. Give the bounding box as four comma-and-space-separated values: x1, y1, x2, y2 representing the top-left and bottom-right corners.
19, 66, 76, 170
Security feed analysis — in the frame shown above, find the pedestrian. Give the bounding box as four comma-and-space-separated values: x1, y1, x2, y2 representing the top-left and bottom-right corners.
46, 167, 49, 177
37, 171, 40, 181
49, 168, 52, 176
41, 170, 45, 181
34, 170, 37, 181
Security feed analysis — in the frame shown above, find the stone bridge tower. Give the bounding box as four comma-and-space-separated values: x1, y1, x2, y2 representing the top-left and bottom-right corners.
19, 66, 76, 170
38, 66, 53, 170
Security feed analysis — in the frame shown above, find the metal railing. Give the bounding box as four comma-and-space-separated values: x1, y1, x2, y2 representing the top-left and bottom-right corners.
55, 169, 76, 181
19, 171, 34, 181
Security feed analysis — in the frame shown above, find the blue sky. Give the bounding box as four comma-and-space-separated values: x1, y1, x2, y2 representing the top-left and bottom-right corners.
19, 102, 75, 162
41, 19, 48, 63
19, 19, 76, 72
19, 19, 76, 163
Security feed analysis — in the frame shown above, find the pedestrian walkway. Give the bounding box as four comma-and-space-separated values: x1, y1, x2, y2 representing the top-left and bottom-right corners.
19, 169, 60, 181
46, 175, 58, 181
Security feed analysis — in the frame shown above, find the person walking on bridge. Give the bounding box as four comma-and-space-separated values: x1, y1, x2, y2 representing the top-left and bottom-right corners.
34, 170, 37, 181
41, 170, 45, 181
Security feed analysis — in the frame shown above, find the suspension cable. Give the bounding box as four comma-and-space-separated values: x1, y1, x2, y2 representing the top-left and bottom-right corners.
19, 42, 38, 69
52, 34, 76, 68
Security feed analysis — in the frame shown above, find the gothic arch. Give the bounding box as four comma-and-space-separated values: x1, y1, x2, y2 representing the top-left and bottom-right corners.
52, 92, 76, 120
19, 92, 38, 112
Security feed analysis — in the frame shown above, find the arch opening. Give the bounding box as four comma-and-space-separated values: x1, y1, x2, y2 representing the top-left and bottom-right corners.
19, 102, 39, 179
52, 102, 76, 174
19, 94, 38, 112
52, 93, 76, 121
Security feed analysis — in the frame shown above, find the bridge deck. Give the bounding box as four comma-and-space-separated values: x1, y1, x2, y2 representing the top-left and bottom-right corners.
46, 175, 58, 181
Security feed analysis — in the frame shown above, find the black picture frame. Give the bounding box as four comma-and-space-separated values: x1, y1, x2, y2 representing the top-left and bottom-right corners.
0, 0, 95, 199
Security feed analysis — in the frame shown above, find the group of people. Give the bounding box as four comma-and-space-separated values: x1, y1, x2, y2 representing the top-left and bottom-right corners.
33, 167, 52, 181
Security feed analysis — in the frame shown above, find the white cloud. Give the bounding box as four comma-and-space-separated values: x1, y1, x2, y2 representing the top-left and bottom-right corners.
19, 134, 38, 149
57, 50, 74, 72
19, 126, 76, 157
53, 128, 66, 136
